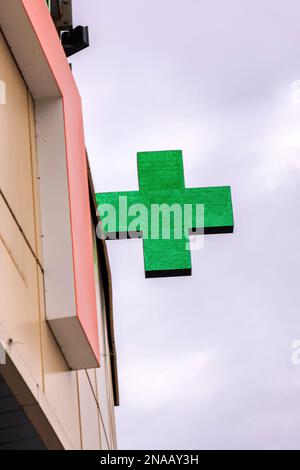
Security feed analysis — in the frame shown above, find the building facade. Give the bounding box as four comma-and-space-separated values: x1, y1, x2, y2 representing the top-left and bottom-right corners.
0, 0, 118, 450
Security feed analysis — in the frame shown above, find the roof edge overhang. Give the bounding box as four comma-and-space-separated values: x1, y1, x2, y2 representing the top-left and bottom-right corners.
0, 350, 65, 449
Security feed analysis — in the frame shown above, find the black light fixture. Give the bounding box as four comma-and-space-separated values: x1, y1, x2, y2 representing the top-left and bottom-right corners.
61, 26, 90, 57
49, 0, 90, 57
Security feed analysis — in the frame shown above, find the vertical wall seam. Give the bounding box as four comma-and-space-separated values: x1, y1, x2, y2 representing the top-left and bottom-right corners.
26, 89, 45, 394
75, 371, 83, 450
93, 369, 102, 450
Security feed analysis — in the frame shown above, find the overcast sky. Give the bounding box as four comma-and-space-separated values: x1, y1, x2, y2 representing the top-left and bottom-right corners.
72, 0, 300, 450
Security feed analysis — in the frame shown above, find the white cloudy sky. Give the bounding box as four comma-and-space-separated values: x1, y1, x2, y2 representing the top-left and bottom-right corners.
72, 0, 300, 449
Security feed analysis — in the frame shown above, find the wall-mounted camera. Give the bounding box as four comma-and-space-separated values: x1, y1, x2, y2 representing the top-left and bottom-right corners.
48, 0, 90, 57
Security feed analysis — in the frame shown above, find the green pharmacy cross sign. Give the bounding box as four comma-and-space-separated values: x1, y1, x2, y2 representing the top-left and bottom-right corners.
96, 150, 234, 278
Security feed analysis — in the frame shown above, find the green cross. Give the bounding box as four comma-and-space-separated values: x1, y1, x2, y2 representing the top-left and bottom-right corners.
96, 150, 234, 278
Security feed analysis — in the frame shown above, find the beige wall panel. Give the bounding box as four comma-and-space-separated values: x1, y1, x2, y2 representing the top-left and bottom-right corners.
102, 345, 117, 449
0, 195, 43, 394
93, 247, 111, 448
94, 360, 111, 450
0, 31, 37, 251
96, 347, 114, 449
99, 422, 110, 451
37, 269, 82, 450
77, 370, 101, 450
35, 97, 76, 322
